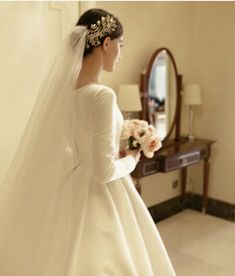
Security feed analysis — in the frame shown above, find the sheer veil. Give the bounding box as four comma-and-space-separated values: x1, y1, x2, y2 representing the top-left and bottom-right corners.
0, 26, 89, 275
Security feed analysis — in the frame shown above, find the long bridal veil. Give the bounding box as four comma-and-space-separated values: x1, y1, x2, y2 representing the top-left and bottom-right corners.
0, 26, 88, 275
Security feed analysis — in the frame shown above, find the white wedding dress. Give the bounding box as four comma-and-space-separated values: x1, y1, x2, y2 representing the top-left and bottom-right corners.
74, 84, 175, 275
0, 84, 175, 276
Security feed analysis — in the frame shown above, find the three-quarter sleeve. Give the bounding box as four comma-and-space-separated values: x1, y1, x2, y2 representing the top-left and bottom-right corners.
92, 88, 137, 184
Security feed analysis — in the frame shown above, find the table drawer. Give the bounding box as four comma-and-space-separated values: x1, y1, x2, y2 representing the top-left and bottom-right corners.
163, 151, 200, 172
142, 160, 160, 176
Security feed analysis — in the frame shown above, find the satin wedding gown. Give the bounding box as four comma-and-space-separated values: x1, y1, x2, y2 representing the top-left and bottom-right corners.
0, 84, 175, 276
74, 84, 175, 275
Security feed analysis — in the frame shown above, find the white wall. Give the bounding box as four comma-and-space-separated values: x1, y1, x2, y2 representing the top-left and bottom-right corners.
188, 3, 235, 204
0, 2, 79, 183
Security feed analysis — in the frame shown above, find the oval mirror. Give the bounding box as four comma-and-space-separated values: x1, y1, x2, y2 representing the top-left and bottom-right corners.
146, 48, 178, 141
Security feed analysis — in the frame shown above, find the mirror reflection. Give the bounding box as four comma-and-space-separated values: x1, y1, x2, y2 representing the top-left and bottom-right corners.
148, 50, 177, 140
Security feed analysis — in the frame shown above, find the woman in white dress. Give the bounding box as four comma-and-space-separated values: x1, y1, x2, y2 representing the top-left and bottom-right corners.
0, 8, 175, 276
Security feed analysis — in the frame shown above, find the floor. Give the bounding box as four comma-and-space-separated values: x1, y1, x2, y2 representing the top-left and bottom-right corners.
157, 209, 235, 276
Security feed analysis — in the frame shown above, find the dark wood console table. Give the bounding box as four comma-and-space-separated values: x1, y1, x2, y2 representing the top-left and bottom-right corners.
131, 137, 215, 213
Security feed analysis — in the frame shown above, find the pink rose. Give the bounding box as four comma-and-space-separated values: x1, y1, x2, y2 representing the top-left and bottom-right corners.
141, 137, 162, 158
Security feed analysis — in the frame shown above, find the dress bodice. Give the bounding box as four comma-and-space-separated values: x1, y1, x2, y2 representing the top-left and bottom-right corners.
74, 84, 136, 185
74, 84, 122, 160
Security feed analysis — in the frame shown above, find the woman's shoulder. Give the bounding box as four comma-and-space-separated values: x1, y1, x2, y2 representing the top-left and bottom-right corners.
92, 84, 117, 100
76, 83, 115, 94
94, 84, 115, 93
75, 83, 117, 104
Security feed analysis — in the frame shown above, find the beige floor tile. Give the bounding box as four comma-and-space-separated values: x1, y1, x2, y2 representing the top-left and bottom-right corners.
219, 262, 235, 276
176, 226, 235, 267
156, 209, 235, 275
166, 246, 224, 276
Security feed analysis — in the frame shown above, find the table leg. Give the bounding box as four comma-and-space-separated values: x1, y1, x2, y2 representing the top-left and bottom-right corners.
181, 167, 187, 206
135, 178, 142, 195
202, 157, 210, 213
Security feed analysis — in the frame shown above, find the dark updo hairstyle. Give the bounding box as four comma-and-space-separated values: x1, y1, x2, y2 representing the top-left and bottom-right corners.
76, 8, 123, 57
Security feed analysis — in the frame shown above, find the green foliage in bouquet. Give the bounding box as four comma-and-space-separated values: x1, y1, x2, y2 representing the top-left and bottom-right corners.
128, 136, 140, 150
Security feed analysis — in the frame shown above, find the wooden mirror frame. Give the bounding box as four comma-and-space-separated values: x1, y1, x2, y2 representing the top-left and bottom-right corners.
139, 47, 182, 142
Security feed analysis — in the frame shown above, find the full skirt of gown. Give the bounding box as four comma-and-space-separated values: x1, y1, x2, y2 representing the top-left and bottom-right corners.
0, 84, 175, 276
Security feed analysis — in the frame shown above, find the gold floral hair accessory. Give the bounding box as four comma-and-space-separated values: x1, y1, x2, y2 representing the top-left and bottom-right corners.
86, 14, 117, 49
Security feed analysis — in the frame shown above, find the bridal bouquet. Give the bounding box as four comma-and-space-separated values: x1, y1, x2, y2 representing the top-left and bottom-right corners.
121, 119, 162, 158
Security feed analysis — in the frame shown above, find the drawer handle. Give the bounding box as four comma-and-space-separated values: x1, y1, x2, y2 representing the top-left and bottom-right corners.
182, 158, 188, 164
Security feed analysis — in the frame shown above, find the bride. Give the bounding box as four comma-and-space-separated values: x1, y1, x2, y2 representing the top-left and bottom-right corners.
0, 8, 175, 276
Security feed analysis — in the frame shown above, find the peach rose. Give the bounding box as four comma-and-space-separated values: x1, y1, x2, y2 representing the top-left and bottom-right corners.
141, 136, 162, 158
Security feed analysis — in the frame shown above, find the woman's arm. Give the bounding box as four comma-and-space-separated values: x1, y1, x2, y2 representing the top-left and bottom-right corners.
92, 88, 139, 184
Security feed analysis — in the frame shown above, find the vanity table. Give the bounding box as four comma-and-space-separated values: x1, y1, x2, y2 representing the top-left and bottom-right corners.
131, 137, 215, 213
132, 47, 215, 213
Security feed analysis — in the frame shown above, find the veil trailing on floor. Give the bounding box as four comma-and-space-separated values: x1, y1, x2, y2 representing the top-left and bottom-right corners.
0, 26, 88, 275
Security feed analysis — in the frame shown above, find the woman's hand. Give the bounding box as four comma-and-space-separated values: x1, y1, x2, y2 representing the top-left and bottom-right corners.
126, 148, 141, 163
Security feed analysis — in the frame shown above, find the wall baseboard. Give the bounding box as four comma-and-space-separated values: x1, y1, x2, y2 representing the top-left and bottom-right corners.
148, 192, 235, 223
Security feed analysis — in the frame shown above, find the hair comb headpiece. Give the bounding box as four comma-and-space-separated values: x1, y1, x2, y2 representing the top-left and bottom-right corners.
86, 14, 117, 49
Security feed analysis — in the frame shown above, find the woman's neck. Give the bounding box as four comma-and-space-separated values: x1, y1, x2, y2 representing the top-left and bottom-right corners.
76, 50, 103, 89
